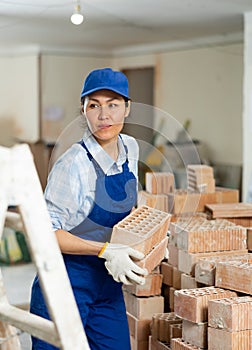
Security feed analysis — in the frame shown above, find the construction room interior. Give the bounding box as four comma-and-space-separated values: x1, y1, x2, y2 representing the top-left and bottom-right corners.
1, 1, 252, 349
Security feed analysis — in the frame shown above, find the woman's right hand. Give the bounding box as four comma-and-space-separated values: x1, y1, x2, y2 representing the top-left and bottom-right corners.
98, 243, 148, 285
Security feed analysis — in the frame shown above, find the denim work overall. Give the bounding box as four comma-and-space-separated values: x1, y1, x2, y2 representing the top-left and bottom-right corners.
30, 138, 137, 350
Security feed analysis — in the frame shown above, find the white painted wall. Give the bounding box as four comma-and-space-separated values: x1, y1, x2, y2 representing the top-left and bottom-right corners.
0, 55, 39, 145
243, 12, 252, 201
41, 55, 111, 143
155, 44, 243, 165
0, 43, 244, 180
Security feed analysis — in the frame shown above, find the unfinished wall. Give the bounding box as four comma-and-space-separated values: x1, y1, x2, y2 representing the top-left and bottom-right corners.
0, 55, 39, 145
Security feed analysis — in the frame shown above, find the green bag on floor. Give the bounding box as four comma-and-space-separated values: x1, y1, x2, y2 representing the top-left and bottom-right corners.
0, 227, 31, 265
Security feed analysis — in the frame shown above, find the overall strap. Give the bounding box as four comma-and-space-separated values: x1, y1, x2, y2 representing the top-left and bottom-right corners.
78, 140, 104, 176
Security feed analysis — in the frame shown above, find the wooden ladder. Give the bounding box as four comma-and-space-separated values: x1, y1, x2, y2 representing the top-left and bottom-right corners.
0, 144, 90, 349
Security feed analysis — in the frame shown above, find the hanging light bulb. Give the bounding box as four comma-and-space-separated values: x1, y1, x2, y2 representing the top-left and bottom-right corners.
71, 2, 84, 25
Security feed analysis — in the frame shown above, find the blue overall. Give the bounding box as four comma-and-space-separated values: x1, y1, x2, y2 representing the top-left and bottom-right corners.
30, 138, 137, 350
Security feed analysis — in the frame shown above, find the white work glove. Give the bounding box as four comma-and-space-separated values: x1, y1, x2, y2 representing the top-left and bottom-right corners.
99, 243, 148, 285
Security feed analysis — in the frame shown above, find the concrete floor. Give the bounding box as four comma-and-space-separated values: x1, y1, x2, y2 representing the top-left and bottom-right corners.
1, 262, 36, 349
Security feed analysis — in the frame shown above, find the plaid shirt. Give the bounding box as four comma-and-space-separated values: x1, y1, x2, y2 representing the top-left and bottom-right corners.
44, 128, 139, 232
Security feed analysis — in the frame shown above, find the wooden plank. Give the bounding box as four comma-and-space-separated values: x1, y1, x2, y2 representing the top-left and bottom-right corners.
205, 202, 252, 218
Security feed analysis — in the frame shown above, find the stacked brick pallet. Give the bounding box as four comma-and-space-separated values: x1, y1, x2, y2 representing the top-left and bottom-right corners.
138, 170, 239, 216
115, 167, 252, 349
173, 287, 237, 349
111, 205, 171, 349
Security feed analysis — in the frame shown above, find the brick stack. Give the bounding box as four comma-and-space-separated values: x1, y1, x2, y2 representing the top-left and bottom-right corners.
124, 275, 164, 350
150, 312, 182, 349
195, 253, 252, 286
172, 287, 237, 349
208, 296, 252, 349
111, 205, 171, 349
187, 165, 215, 193
205, 202, 252, 250
138, 172, 175, 212
205, 202, 252, 224
111, 205, 171, 273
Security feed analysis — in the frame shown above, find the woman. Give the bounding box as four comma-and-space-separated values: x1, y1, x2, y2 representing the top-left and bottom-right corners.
30, 67, 148, 349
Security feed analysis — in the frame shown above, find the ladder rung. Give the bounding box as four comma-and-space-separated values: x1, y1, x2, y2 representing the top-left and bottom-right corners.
0, 303, 60, 347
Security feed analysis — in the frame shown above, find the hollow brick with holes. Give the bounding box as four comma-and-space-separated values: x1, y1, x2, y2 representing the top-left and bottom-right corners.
171, 338, 203, 349
149, 336, 171, 350
111, 205, 171, 255
174, 287, 237, 323
150, 312, 182, 343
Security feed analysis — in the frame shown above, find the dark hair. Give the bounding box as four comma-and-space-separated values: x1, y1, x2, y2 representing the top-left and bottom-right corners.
81, 96, 129, 106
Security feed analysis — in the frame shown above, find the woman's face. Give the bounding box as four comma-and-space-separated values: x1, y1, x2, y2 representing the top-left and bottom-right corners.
83, 89, 130, 146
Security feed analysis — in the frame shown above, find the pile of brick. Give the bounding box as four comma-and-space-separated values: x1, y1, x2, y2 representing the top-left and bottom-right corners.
138, 169, 239, 216
112, 167, 252, 349
138, 172, 175, 212
111, 205, 171, 349
208, 296, 252, 349
173, 287, 237, 349
187, 165, 215, 193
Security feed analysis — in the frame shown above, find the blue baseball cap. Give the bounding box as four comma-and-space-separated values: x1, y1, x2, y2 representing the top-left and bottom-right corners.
80, 67, 130, 100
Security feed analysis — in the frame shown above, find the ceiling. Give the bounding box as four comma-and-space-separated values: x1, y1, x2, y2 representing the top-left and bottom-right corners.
1, 0, 252, 55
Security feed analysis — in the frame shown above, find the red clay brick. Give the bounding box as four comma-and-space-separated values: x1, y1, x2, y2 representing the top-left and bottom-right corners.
182, 320, 207, 349
169, 287, 176, 312
171, 338, 203, 349
174, 287, 237, 323
215, 259, 252, 294
127, 312, 151, 341
130, 335, 149, 350
161, 262, 173, 286
145, 172, 175, 195
138, 190, 169, 212
172, 267, 182, 290
208, 296, 252, 332
111, 205, 171, 255
137, 236, 169, 273
168, 187, 238, 215
178, 249, 248, 276
149, 336, 171, 349
170, 323, 182, 342
168, 243, 179, 268
187, 164, 215, 193
175, 218, 246, 253
124, 272, 163, 297
124, 290, 164, 320
181, 273, 202, 290
195, 253, 252, 286
208, 327, 252, 350
150, 312, 182, 343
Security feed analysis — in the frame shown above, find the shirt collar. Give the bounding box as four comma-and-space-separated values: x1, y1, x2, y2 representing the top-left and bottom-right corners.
81, 128, 126, 173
